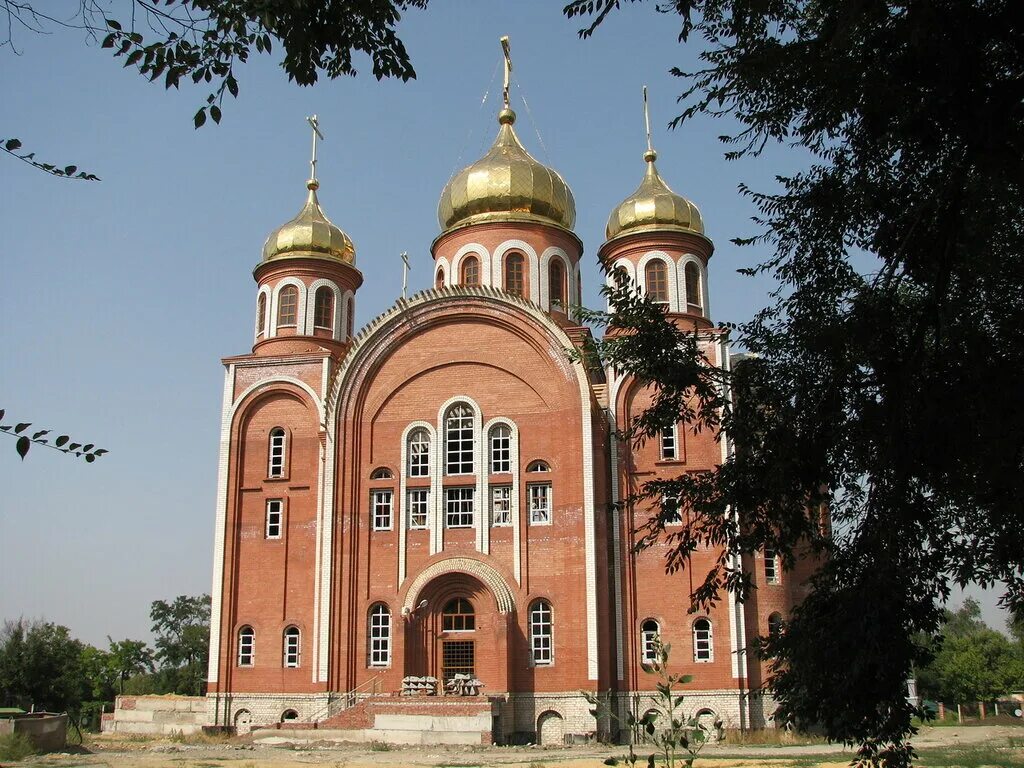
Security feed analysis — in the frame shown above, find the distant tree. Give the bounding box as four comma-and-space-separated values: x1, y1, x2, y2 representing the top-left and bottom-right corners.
106, 638, 155, 695
150, 595, 211, 696
0, 619, 86, 715
566, 1, 1024, 764
1010, 607, 1024, 647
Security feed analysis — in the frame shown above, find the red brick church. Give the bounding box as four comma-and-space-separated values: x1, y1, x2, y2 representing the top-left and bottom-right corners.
204, 45, 813, 744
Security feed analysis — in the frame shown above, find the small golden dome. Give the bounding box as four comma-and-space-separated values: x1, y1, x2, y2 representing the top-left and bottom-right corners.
438, 108, 576, 233
262, 179, 355, 264
606, 149, 704, 239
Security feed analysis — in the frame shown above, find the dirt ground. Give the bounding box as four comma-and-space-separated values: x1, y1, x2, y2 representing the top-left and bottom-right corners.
9, 725, 1022, 768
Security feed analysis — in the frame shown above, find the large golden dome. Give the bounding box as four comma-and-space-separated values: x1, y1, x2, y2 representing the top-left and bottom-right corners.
606, 149, 703, 239
438, 108, 576, 233
262, 179, 355, 264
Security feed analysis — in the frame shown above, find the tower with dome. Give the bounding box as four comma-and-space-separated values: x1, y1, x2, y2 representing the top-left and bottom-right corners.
204, 43, 812, 743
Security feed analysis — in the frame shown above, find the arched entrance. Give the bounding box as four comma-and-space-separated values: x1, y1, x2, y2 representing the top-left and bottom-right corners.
233, 708, 252, 735
538, 710, 565, 745
403, 569, 512, 694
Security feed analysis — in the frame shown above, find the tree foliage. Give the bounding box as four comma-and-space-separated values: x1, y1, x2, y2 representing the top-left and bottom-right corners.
566, 0, 1024, 763
0, 620, 87, 715
150, 594, 211, 696
0, 408, 108, 462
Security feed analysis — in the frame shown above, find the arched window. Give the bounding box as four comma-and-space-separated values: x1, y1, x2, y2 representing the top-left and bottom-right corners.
277, 285, 299, 327
693, 618, 713, 662
461, 255, 480, 286
549, 259, 566, 307
526, 460, 551, 473
256, 293, 267, 336
445, 404, 474, 475
764, 548, 780, 584
505, 253, 525, 296
369, 604, 391, 667
490, 424, 511, 473
313, 286, 334, 330
345, 296, 355, 338
435, 267, 445, 290
370, 467, 393, 480
645, 260, 669, 305
281, 709, 299, 722
268, 428, 286, 478
685, 261, 701, 309
237, 626, 255, 667
641, 619, 660, 665
408, 429, 430, 477
283, 626, 300, 668
767, 612, 784, 639
529, 600, 553, 665
442, 598, 475, 632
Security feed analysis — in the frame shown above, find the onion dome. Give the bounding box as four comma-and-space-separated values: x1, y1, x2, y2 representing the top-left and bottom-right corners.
438, 107, 576, 233
262, 179, 355, 264
606, 149, 703, 239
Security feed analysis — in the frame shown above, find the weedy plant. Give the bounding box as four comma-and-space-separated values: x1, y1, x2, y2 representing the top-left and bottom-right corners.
586, 641, 722, 768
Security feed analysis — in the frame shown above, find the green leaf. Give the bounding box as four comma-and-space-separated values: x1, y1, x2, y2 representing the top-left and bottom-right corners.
16, 436, 30, 459
105, 18, 122, 31
210, 105, 222, 124
14, 423, 30, 434
0, 408, 4, 420
67, 443, 81, 451
55, 435, 69, 447
82, 444, 94, 452
3, 139, 20, 151
194, 108, 206, 129
86, 454, 96, 463
63, 166, 77, 176
32, 430, 50, 440
101, 33, 116, 49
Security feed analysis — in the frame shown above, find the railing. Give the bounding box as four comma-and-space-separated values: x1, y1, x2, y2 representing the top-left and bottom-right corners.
305, 676, 382, 724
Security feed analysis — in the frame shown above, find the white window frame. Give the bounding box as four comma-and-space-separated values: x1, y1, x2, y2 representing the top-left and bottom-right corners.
490, 425, 511, 473
491, 485, 512, 526
445, 404, 474, 475
445, 487, 475, 528
283, 626, 300, 668
693, 618, 713, 663
408, 488, 429, 530
408, 429, 430, 477
764, 548, 780, 584
369, 604, 391, 667
265, 499, 283, 539
641, 619, 660, 665
529, 600, 553, 666
268, 428, 286, 478
660, 425, 678, 460
528, 483, 552, 525
372, 490, 393, 531
237, 627, 255, 667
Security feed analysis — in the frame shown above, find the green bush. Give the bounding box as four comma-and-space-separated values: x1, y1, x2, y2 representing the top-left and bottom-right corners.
0, 731, 38, 761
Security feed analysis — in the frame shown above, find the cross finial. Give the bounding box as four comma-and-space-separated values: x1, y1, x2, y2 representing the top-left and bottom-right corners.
400, 251, 411, 299
643, 86, 653, 154
306, 114, 325, 182
500, 36, 513, 108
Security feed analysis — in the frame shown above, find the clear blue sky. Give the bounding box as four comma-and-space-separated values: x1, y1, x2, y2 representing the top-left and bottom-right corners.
0, 1, 1007, 646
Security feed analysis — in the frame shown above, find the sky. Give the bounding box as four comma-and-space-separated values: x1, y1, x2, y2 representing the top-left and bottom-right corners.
0, 1, 1009, 647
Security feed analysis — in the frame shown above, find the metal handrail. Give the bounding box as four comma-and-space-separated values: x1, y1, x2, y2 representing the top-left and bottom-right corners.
305, 675, 382, 724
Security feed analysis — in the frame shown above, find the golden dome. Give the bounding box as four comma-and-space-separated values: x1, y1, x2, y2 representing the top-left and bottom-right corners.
438, 108, 576, 233
262, 179, 355, 264
606, 149, 704, 239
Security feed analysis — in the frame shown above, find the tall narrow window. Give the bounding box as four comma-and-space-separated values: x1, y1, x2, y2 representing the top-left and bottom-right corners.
256, 293, 267, 336
346, 296, 354, 337
372, 490, 393, 531
641, 619, 660, 665
645, 260, 669, 305
529, 600, 553, 666
283, 626, 300, 668
408, 429, 430, 477
461, 255, 480, 286
313, 286, 334, 329
505, 253, 524, 296
685, 262, 701, 309
277, 285, 298, 327
408, 488, 429, 529
442, 598, 475, 632
445, 404, 474, 474
369, 604, 391, 667
693, 618, 713, 662
768, 612, 784, 639
268, 428, 286, 478
660, 425, 678, 460
491, 486, 512, 526
445, 487, 475, 528
265, 499, 283, 539
764, 548, 780, 584
549, 259, 566, 306
490, 424, 511, 473
529, 483, 552, 525
435, 267, 445, 289
238, 626, 255, 667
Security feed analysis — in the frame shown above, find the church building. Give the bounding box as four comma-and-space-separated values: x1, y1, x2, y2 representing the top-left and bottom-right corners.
205, 42, 811, 744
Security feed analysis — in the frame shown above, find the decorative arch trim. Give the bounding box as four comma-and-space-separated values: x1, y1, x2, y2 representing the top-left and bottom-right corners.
539, 247, 574, 311
306, 278, 342, 340
677, 254, 709, 315
637, 251, 679, 312
403, 557, 515, 614
270, 277, 309, 336
255, 284, 272, 342
230, 376, 324, 426
493, 239, 540, 302
451, 243, 491, 286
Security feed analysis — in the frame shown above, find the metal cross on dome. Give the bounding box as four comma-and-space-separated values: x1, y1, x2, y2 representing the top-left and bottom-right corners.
501, 36, 512, 109
306, 114, 325, 182
643, 85, 654, 155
